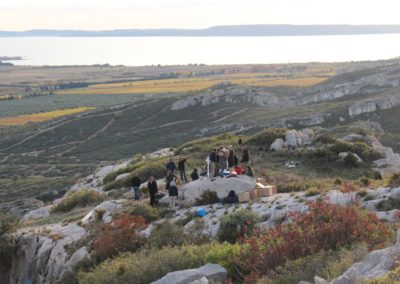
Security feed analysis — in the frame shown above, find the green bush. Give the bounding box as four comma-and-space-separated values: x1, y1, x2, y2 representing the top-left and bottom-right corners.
278, 182, 308, 193
305, 188, 320, 197
195, 190, 220, 205
313, 134, 337, 145
248, 128, 287, 148
149, 221, 186, 248
130, 203, 168, 223
77, 245, 211, 284
0, 212, 18, 270
218, 209, 261, 243
205, 242, 243, 276
343, 153, 360, 168
262, 244, 368, 284
52, 190, 103, 213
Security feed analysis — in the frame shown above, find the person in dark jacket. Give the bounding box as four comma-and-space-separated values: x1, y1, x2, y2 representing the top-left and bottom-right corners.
209, 149, 217, 179
168, 180, 178, 210
190, 168, 199, 181
166, 156, 176, 173
178, 156, 188, 183
131, 172, 141, 200
148, 176, 158, 207
228, 145, 235, 169
241, 147, 250, 167
166, 170, 176, 191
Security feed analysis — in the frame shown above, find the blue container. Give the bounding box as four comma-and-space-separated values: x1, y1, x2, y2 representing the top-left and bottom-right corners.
196, 208, 207, 217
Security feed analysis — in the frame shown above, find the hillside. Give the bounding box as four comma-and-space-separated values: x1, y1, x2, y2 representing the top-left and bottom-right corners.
1, 130, 400, 284
1, 59, 400, 213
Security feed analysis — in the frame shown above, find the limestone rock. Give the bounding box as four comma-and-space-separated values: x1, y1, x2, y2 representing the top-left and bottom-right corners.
331, 243, 400, 283
152, 263, 227, 284
115, 173, 131, 181
342, 134, 369, 144
338, 152, 363, 164
81, 199, 126, 224
314, 276, 329, 284
23, 206, 50, 221
271, 138, 286, 150
182, 175, 256, 204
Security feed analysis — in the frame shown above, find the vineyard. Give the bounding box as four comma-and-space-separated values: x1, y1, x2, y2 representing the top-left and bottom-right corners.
56, 73, 330, 95
0, 107, 95, 125
0, 94, 141, 118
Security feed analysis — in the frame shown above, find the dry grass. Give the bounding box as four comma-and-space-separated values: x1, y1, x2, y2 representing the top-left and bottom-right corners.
0, 107, 94, 125
57, 72, 330, 95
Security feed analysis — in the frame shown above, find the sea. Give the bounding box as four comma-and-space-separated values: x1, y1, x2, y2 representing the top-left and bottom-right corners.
1, 34, 400, 66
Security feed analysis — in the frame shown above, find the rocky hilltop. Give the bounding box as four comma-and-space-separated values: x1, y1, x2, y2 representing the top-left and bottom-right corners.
2, 130, 400, 284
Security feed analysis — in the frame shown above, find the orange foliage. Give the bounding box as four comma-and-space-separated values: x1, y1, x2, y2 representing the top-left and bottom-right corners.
93, 214, 147, 259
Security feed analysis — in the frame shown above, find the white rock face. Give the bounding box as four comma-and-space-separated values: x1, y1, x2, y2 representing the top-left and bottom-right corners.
338, 152, 363, 164
81, 199, 127, 224
271, 138, 286, 150
348, 101, 377, 116
115, 173, 131, 181
22, 206, 50, 221
152, 263, 227, 284
182, 175, 256, 203
330, 241, 400, 284
8, 223, 88, 284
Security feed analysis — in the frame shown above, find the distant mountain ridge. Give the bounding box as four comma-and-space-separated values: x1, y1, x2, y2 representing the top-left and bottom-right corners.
2, 24, 400, 37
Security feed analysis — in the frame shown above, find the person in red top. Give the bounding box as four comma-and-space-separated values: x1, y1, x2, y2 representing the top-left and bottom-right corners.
234, 165, 244, 175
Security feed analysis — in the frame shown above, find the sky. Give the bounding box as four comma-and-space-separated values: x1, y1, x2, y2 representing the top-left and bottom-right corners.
1, 0, 400, 31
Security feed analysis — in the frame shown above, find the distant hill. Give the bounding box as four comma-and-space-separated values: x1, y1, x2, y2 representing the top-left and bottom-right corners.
2, 24, 400, 37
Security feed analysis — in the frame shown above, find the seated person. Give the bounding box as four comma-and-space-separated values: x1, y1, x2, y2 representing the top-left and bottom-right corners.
234, 165, 244, 175
190, 168, 199, 181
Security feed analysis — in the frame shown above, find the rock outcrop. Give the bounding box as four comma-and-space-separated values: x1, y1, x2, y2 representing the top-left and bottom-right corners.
7, 223, 88, 284
181, 175, 256, 204
152, 263, 227, 284
81, 199, 127, 224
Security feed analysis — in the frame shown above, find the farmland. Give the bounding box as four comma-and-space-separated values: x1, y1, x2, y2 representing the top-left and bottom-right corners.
56, 73, 330, 95
0, 107, 95, 125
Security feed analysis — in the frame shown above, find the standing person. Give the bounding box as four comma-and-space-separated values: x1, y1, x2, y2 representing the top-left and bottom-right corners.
241, 147, 250, 167
178, 156, 188, 183
217, 147, 228, 177
166, 156, 176, 173
131, 172, 141, 200
228, 145, 235, 171
247, 165, 255, 178
209, 149, 217, 179
190, 168, 199, 181
166, 170, 176, 191
168, 180, 178, 211
148, 176, 158, 207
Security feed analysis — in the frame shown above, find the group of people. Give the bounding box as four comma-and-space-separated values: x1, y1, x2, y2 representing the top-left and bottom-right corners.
131, 140, 253, 211
208, 145, 253, 179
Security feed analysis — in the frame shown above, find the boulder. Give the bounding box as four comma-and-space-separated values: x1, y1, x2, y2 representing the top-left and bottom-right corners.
286, 130, 299, 148
338, 152, 363, 164
330, 242, 400, 283
81, 200, 126, 224
314, 276, 329, 284
342, 134, 369, 144
8, 223, 87, 284
152, 263, 227, 284
182, 175, 257, 204
271, 138, 286, 150
23, 206, 50, 221
115, 173, 131, 181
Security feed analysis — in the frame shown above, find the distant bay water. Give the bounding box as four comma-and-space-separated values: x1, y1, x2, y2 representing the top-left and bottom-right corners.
1, 34, 400, 66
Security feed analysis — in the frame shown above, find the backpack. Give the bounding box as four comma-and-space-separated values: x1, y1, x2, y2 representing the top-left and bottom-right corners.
226, 190, 238, 204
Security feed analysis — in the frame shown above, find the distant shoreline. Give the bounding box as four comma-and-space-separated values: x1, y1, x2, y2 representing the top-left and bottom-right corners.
2, 24, 400, 37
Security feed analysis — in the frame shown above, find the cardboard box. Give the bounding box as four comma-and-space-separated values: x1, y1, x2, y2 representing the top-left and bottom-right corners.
238, 192, 250, 203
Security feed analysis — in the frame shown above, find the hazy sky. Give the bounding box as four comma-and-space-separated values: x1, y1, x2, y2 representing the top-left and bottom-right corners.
1, 0, 400, 31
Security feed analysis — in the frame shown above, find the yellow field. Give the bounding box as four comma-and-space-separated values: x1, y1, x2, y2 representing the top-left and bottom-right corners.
0, 107, 95, 126
57, 72, 331, 95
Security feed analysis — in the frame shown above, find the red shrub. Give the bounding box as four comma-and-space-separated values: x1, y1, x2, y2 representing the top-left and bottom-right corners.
93, 214, 147, 260
232, 201, 391, 283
